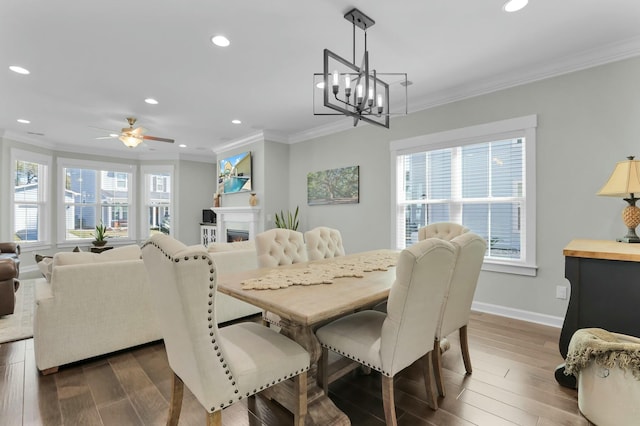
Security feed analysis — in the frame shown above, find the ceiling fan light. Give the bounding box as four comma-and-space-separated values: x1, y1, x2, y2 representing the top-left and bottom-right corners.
119, 135, 142, 148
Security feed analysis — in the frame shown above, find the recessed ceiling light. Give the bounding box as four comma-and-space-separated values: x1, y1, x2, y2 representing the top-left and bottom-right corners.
145, 98, 159, 105
17, 118, 30, 124
179, 144, 187, 148
211, 35, 230, 47
503, 0, 528, 12
9, 65, 30, 75
231, 119, 242, 124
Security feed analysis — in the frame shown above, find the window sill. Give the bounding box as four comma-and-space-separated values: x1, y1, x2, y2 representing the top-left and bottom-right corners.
482, 260, 538, 277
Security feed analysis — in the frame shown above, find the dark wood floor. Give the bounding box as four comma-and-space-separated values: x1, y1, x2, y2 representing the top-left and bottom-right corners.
0, 312, 589, 426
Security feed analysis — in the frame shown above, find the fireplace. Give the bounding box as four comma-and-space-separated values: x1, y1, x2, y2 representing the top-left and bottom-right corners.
227, 229, 249, 242
213, 206, 261, 241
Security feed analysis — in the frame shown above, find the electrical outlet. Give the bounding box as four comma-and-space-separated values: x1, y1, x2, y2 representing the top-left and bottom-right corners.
556, 285, 568, 300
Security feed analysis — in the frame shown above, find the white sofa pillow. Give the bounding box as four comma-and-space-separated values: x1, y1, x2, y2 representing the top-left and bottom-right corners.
37, 257, 54, 282
53, 245, 141, 267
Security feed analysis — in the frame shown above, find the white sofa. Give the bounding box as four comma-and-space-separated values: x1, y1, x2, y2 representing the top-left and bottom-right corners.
34, 243, 261, 373
207, 241, 262, 322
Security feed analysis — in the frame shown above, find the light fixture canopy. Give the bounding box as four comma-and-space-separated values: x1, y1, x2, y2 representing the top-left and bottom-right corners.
313, 8, 407, 129
598, 155, 640, 243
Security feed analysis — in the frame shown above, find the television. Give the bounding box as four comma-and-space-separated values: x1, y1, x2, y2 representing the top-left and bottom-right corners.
218, 151, 252, 194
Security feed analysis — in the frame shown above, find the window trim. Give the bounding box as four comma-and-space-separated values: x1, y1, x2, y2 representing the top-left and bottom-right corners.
57, 157, 137, 245
140, 165, 175, 240
10, 148, 52, 250
390, 115, 537, 276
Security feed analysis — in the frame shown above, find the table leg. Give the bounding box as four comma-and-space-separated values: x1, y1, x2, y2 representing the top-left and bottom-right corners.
263, 318, 351, 425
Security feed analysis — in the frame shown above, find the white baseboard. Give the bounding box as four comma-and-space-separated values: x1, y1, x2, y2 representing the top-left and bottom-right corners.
471, 301, 564, 328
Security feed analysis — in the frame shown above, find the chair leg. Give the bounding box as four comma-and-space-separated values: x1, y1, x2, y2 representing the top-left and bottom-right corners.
247, 395, 260, 426
422, 352, 439, 410
381, 375, 398, 426
318, 346, 329, 395
460, 325, 472, 374
293, 371, 308, 426
206, 410, 222, 426
167, 372, 184, 426
432, 339, 446, 397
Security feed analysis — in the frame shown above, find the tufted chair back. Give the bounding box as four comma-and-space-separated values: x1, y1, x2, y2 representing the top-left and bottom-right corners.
141, 233, 310, 425
255, 229, 308, 268
431, 232, 486, 398
304, 227, 346, 261
418, 222, 470, 241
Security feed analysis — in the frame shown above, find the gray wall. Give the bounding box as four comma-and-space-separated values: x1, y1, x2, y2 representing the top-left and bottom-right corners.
289, 56, 640, 319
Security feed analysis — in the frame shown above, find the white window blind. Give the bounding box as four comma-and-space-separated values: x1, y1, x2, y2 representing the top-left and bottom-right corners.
391, 115, 537, 276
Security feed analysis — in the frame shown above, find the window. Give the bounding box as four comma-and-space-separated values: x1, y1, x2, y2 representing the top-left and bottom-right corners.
58, 159, 135, 243
390, 115, 537, 276
10, 149, 51, 246
141, 166, 173, 239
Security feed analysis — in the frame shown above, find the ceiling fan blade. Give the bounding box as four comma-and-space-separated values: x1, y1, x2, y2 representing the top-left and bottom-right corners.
143, 135, 175, 143
95, 136, 117, 140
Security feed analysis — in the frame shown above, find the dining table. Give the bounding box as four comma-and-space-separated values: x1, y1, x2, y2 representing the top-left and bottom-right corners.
216, 249, 399, 426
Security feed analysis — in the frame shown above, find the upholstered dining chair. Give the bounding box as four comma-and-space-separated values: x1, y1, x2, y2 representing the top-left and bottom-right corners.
316, 238, 458, 424
432, 232, 486, 398
255, 229, 309, 326
418, 222, 470, 241
304, 226, 346, 261
255, 228, 308, 267
141, 234, 310, 426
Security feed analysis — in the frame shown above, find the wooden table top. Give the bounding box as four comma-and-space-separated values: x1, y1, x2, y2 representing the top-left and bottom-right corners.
563, 239, 640, 262
216, 249, 398, 326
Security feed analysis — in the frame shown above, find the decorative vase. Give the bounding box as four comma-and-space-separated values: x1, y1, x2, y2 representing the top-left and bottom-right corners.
249, 193, 258, 206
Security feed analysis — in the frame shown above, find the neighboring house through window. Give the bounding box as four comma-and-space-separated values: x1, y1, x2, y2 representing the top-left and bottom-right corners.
58, 158, 135, 244
141, 165, 173, 238
390, 115, 537, 276
10, 149, 51, 246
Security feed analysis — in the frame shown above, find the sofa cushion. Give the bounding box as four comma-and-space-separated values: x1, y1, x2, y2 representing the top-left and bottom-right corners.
53, 245, 141, 267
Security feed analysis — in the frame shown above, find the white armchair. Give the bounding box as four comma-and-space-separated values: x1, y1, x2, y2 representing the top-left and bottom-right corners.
316, 238, 458, 422
141, 234, 310, 426
304, 226, 346, 261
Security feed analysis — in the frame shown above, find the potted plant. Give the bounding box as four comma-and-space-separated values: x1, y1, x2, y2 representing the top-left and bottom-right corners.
93, 221, 108, 246
274, 206, 299, 230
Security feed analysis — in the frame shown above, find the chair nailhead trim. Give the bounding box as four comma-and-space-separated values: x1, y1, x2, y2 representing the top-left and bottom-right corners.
144, 238, 312, 412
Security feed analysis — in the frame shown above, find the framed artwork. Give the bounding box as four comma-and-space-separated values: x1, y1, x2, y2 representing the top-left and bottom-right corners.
307, 165, 359, 205
218, 151, 252, 194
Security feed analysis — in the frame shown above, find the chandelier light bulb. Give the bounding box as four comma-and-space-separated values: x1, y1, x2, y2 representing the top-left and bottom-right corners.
344, 75, 351, 89
356, 84, 363, 105
367, 87, 374, 107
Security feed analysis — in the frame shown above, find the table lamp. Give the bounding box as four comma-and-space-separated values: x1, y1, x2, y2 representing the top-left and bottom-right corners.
597, 156, 640, 243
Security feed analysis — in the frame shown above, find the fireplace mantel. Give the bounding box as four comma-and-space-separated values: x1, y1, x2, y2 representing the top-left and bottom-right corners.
212, 206, 261, 241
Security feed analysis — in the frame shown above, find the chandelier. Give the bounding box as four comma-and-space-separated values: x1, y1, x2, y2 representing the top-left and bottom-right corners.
314, 8, 408, 129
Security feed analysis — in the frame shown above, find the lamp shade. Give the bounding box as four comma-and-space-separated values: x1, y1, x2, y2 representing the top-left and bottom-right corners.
597, 157, 640, 197
119, 135, 142, 148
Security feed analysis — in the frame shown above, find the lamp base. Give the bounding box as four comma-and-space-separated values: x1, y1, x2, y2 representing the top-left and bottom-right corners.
617, 236, 640, 243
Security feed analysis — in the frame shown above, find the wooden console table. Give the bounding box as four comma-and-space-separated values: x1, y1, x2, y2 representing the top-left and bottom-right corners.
556, 239, 640, 387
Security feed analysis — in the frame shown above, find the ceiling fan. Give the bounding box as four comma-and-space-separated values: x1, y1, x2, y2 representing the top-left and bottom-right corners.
96, 117, 175, 148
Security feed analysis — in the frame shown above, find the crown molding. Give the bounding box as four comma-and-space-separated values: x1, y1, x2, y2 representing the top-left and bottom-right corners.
287, 118, 362, 144
410, 36, 640, 113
